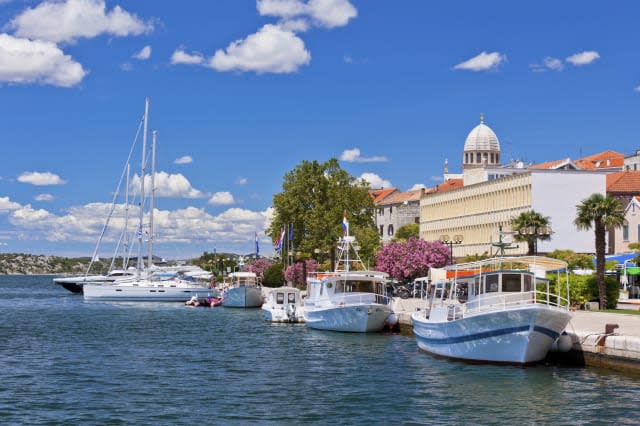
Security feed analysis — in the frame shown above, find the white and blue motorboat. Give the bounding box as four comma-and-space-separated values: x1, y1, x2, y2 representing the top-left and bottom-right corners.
411, 256, 572, 365
261, 286, 305, 323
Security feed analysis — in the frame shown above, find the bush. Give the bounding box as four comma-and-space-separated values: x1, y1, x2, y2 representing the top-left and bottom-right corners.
585, 276, 620, 309
263, 264, 285, 288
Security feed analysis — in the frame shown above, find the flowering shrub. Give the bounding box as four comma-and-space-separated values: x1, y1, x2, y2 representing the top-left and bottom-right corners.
243, 258, 273, 280
375, 238, 449, 281
285, 259, 317, 286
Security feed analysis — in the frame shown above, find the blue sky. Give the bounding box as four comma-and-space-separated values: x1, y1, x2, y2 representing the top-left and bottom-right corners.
1, 0, 640, 259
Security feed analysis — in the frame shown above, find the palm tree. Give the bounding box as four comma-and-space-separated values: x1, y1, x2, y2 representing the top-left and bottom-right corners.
511, 210, 551, 255
574, 194, 625, 309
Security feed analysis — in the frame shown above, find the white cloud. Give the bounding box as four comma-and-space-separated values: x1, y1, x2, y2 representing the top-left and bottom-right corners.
18, 171, 66, 186
236, 177, 248, 185
120, 62, 132, 71
174, 155, 193, 165
35, 194, 54, 201
8, 0, 153, 44
257, 0, 357, 29
635, 86, 640, 93
0, 34, 87, 87
358, 172, 392, 189
209, 24, 310, 74
0, 196, 21, 212
171, 49, 204, 65
566, 50, 600, 66
133, 45, 151, 60
339, 148, 388, 163
543, 56, 563, 71
130, 172, 205, 199
453, 51, 506, 72
409, 183, 426, 191
209, 192, 235, 206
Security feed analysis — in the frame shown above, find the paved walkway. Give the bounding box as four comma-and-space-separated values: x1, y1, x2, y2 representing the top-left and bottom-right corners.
567, 310, 640, 338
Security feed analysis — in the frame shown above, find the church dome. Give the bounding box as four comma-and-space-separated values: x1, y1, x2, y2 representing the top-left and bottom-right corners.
463, 114, 500, 153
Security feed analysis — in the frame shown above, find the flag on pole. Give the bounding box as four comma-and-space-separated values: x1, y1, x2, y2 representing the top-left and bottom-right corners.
342, 212, 349, 236
275, 225, 285, 254
289, 223, 294, 241
255, 232, 259, 257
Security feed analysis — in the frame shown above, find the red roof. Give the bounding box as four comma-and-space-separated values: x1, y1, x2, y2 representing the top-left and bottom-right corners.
378, 188, 424, 205
606, 171, 640, 193
369, 188, 398, 204
574, 150, 624, 170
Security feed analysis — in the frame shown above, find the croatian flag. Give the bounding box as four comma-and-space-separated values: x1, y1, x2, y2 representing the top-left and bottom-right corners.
275, 226, 285, 253
342, 213, 349, 236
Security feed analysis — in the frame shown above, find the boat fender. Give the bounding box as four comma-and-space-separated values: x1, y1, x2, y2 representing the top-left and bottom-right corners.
557, 332, 573, 353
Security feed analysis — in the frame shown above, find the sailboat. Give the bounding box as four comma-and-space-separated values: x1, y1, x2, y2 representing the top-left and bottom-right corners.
83, 98, 215, 302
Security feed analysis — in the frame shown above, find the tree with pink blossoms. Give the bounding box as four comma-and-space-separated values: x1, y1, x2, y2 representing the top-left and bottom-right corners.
375, 237, 450, 282
285, 259, 318, 287
243, 258, 273, 280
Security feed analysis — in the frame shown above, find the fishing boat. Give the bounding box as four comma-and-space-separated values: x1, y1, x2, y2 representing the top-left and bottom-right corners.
303, 230, 394, 332
84, 98, 214, 302
261, 286, 305, 323
221, 272, 263, 308
411, 256, 572, 365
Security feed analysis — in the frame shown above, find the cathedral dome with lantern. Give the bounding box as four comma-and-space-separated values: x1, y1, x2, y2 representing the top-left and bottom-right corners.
463, 113, 501, 169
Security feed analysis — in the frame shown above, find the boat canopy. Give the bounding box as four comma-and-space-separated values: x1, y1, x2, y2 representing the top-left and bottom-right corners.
444, 256, 568, 275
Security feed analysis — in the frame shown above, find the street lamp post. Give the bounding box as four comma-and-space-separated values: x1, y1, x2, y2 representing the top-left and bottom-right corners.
518, 225, 552, 255
440, 234, 463, 265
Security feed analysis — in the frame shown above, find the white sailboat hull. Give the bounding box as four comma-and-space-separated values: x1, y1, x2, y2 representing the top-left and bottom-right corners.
411, 305, 571, 364
304, 303, 392, 333
222, 286, 263, 308
83, 282, 214, 302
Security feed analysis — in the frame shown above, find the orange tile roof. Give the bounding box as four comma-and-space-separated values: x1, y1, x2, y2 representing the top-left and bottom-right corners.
529, 158, 574, 170
378, 188, 424, 205
575, 150, 624, 170
606, 171, 640, 192
369, 188, 398, 204
436, 179, 464, 192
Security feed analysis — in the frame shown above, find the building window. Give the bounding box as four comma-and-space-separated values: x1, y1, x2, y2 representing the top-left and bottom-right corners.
379, 225, 384, 236
623, 223, 629, 242
414, 217, 419, 224
476, 153, 481, 163
378, 208, 383, 215
388, 224, 394, 236
389, 206, 393, 214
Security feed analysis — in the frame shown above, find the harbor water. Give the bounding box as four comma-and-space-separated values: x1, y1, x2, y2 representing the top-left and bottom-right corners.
1, 275, 639, 425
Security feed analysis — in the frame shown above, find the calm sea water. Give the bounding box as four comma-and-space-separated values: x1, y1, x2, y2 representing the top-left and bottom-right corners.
1, 275, 639, 425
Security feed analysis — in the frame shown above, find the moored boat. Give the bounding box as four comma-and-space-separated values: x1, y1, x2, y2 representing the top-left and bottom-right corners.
411, 256, 572, 365
222, 272, 263, 308
262, 286, 305, 323
303, 233, 393, 333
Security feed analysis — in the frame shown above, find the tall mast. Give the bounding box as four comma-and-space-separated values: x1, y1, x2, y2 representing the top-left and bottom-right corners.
148, 130, 157, 271
137, 97, 149, 277
123, 162, 130, 270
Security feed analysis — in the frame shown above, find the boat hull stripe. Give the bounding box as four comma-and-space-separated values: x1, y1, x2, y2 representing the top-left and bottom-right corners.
418, 325, 560, 345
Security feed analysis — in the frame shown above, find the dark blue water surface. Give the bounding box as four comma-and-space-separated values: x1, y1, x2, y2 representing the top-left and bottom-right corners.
1, 275, 639, 425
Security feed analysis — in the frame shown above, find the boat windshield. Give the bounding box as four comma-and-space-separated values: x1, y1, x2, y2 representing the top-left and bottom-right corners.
334, 279, 383, 294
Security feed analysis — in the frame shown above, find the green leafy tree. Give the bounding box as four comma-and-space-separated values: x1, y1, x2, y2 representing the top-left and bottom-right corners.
263, 264, 285, 287
510, 210, 551, 255
270, 158, 377, 268
547, 249, 594, 270
392, 223, 419, 242
574, 194, 625, 309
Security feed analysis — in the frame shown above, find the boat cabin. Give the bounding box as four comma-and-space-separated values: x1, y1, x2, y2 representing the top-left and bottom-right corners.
227, 272, 260, 287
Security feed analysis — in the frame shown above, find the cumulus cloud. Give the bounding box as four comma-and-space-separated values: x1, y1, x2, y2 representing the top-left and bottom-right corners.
236, 177, 248, 185
209, 192, 235, 206
453, 51, 506, 72
130, 172, 205, 199
358, 172, 392, 189
566, 50, 600, 66
409, 183, 426, 191
340, 148, 388, 163
529, 56, 564, 73
0, 34, 87, 87
257, 0, 357, 29
7, 0, 153, 44
133, 45, 151, 60
35, 194, 54, 201
170, 49, 204, 65
18, 171, 66, 186
173, 155, 193, 165
0, 196, 21, 212
209, 24, 310, 74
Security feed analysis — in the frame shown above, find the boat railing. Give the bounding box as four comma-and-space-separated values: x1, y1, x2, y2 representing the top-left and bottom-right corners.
331, 292, 392, 306
460, 290, 569, 318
